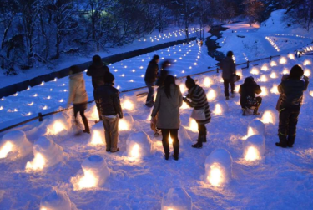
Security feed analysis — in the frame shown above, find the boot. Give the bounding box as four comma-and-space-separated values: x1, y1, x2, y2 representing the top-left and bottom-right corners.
225, 96, 230, 100
192, 141, 203, 148
275, 135, 287, 148
200, 135, 207, 143
287, 135, 296, 147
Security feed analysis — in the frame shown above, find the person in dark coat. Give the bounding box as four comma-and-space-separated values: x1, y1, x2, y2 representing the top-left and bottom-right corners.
221, 51, 236, 100
87, 55, 109, 89
144, 54, 160, 107
184, 76, 211, 148
155, 60, 171, 87
239, 76, 262, 115
94, 72, 123, 153
276, 65, 309, 148
151, 75, 183, 160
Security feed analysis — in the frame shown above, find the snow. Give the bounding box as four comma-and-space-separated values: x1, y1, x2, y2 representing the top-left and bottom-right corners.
161, 188, 193, 210
203, 149, 232, 187
126, 131, 153, 159
0, 130, 32, 159
244, 135, 265, 162
40, 190, 77, 210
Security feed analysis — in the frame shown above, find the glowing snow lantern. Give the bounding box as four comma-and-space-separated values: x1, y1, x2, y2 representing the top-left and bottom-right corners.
204, 149, 232, 187
189, 118, 198, 132
207, 90, 216, 101
249, 120, 265, 136
261, 64, 269, 71
179, 84, 185, 94
73, 156, 110, 190
270, 72, 277, 79
304, 69, 311, 77
214, 104, 222, 115
244, 135, 265, 162
288, 54, 295, 60
0, 130, 32, 159
260, 75, 267, 82
259, 86, 268, 96
126, 131, 153, 161
161, 188, 192, 210
26, 137, 63, 171
235, 85, 240, 93
250, 68, 260, 75
310, 90, 313, 97
119, 113, 134, 131
270, 85, 279, 95
28, 102, 34, 106
180, 101, 189, 110
270, 61, 277, 67
122, 99, 135, 111
52, 120, 65, 135
88, 123, 105, 146
0, 106, 3, 110
139, 66, 144, 69
203, 77, 211, 87
304, 59, 311, 65
261, 110, 276, 125
282, 69, 289, 75
280, 57, 287, 64
40, 190, 76, 210
243, 126, 256, 140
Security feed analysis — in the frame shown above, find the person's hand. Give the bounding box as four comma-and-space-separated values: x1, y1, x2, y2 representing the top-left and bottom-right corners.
303, 75, 309, 81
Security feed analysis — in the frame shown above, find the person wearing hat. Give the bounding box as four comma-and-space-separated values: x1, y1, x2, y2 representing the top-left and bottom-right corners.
184, 76, 211, 148
144, 54, 160, 107
94, 72, 123, 153
221, 51, 236, 100
87, 55, 110, 89
239, 76, 262, 115
276, 64, 309, 148
67, 65, 90, 134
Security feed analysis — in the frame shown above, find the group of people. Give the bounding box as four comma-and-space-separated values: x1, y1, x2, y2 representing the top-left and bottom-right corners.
66, 50, 309, 161
220, 51, 310, 148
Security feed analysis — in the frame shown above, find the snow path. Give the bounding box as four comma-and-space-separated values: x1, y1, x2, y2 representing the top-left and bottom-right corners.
0, 52, 312, 209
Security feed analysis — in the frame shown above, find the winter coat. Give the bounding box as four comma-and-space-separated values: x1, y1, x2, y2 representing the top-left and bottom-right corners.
67, 72, 88, 106
87, 62, 109, 89
221, 57, 236, 80
240, 77, 261, 108
278, 77, 309, 111
151, 85, 183, 130
155, 69, 169, 87
144, 60, 159, 84
94, 84, 123, 118
186, 85, 211, 125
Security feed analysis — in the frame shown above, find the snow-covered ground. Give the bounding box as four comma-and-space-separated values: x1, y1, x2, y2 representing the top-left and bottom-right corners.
218, 10, 313, 64
0, 50, 312, 209
0, 27, 203, 89
0, 39, 217, 127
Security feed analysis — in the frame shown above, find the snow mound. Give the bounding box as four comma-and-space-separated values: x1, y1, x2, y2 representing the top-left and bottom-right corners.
0, 130, 32, 159
249, 119, 265, 136
88, 123, 105, 146
213, 100, 229, 116
40, 190, 77, 210
161, 188, 192, 210
244, 135, 265, 162
126, 131, 153, 159
26, 136, 64, 171
46, 115, 70, 136
72, 155, 110, 190
119, 113, 135, 131
204, 149, 232, 187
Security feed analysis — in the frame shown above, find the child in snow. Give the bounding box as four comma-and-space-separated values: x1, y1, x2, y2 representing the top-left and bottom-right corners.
240, 76, 262, 115
67, 65, 90, 134
220, 51, 236, 100
151, 75, 183, 160
276, 65, 309, 148
144, 54, 160, 107
94, 72, 123, 152
184, 76, 211, 149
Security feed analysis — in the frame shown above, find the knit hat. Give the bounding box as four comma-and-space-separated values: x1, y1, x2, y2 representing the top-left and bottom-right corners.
290, 64, 304, 79
153, 54, 160, 60
93, 54, 102, 64
185, 75, 195, 89
69, 65, 80, 74
104, 72, 115, 84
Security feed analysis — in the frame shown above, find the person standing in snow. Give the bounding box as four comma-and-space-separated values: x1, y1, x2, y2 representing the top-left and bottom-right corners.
94, 72, 123, 153
144, 54, 160, 107
67, 65, 90, 134
239, 76, 262, 115
87, 55, 109, 90
276, 65, 309, 148
151, 75, 183, 160
184, 76, 211, 148
221, 51, 236, 100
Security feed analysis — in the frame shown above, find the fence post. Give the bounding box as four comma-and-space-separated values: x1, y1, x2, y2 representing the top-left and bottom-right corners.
247, 60, 250, 69
269, 56, 272, 60
38, 113, 43, 122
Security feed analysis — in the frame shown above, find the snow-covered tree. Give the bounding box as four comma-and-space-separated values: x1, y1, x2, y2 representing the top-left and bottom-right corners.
244, 0, 264, 25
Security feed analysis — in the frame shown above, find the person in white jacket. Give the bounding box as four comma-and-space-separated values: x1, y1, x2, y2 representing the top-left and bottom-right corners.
67, 65, 90, 134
